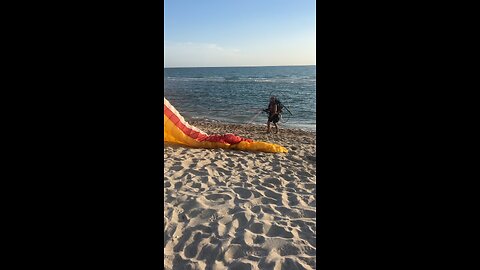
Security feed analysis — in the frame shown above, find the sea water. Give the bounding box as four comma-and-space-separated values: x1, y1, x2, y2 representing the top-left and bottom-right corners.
164, 65, 316, 131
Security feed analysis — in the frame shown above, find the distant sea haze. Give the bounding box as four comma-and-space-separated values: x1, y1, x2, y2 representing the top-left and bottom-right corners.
164, 65, 316, 131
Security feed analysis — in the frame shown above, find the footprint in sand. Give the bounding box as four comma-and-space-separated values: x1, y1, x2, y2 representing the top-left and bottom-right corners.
266, 224, 294, 238
224, 244, 245, 262
184, 232, 208, 258
264, 177, 282, 186
233, 187, 252, 199
248, 222, 264, 234
196, 243, 222, 266
229, 261, 253, 270
205, 194, 232, 202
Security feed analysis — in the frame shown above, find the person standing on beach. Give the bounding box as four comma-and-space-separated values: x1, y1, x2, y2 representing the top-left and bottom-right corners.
266, 96, 280, 133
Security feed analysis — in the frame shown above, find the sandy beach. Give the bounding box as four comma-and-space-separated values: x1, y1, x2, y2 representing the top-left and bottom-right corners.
164, 121, 317, 270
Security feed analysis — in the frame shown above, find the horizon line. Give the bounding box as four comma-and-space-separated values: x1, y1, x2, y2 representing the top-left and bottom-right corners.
164, 64, 316, 69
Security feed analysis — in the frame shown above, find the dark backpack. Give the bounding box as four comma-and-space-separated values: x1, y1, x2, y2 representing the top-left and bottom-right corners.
276, 100, 284, 113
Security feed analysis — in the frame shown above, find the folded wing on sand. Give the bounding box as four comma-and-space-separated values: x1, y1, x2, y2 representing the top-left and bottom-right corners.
164, 98, 287, 153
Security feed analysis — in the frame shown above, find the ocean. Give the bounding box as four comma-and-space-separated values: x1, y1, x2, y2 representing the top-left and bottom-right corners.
164, 65, 316, 131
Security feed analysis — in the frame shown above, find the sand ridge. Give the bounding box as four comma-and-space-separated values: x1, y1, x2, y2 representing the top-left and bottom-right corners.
164, 121, 316, 270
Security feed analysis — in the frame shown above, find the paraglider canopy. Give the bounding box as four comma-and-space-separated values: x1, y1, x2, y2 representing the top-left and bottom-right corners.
164, 97, 287, 153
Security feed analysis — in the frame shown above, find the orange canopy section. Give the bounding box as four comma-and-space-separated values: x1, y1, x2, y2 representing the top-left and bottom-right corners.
163, 98, 287, 153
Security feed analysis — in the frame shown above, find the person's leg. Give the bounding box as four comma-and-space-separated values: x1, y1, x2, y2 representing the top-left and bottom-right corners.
273, 122, 278, 133
267, 120, 271, 133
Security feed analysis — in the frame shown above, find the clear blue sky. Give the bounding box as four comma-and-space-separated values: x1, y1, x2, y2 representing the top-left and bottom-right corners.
164, 0, 316, 67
